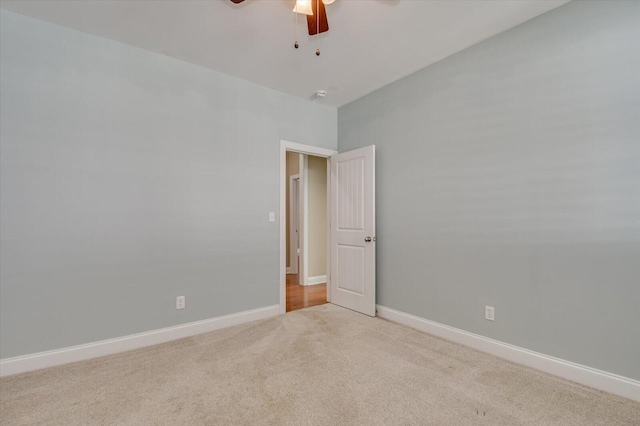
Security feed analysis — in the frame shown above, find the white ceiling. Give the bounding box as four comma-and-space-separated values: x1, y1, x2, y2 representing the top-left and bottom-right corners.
0, 0, 570, 107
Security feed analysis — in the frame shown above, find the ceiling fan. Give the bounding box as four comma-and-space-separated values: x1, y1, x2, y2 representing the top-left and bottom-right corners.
230, 0, 333, 36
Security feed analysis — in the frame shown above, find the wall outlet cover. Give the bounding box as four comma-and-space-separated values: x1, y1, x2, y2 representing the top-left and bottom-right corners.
485, 306, 495, 321
176, 296, 186, 310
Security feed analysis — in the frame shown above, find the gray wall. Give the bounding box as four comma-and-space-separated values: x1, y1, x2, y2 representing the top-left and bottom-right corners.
339, 1, 640, 380
0, 10, 336, 359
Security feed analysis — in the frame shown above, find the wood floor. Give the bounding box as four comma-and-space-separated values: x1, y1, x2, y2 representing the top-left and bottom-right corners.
286, 273, 327, 312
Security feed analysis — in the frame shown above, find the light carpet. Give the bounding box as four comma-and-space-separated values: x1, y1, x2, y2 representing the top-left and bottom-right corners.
1, 304, 639, 425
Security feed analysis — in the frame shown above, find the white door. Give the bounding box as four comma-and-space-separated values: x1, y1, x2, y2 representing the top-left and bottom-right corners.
330, 145, 375, 316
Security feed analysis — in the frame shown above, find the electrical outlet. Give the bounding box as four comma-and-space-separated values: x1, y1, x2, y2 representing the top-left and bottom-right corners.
176, 296, 186, 310
485, 306, 495, 321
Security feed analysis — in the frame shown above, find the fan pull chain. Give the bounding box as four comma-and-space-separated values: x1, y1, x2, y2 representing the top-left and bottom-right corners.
316, 0, 320, 56
294, 6, 299, 49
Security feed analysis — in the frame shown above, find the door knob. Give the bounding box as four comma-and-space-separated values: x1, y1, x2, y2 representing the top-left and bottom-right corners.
365, 237, 372, 242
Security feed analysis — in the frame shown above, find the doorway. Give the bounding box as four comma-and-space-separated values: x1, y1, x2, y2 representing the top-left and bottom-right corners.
285, 151, 329, 312
280, 140, 377, 317
279, 141, 337, 314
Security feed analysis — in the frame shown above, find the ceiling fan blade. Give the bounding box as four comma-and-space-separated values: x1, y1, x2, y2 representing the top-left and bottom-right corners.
307, 0, 329, 36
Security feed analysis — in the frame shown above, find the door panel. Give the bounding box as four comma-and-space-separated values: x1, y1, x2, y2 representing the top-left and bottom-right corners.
337, 157, 365, 231
336, 244, 365, 294
330, 145, 375, 316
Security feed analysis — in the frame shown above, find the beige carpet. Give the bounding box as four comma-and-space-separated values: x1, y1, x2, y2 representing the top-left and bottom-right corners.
1, 304, 639, 425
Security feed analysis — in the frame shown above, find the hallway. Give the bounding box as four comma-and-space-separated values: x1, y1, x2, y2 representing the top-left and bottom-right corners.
286, 273, 327, 312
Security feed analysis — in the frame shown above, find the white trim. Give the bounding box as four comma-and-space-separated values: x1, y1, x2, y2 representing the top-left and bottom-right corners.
0, 305, 280, 377
376, 305, 640, 402
325, 158, 331, 303
280, 140, 337, 315
303, 275, 327, 286
281, 140, 337, 158
288, 173, 300, 275
300, 154, 309, 285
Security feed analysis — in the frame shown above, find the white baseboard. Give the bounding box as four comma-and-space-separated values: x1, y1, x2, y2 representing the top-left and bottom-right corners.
0, 305, 280, 378
303, 275, 327, 286
376, 305, 640, 402
286, 267, 292, 274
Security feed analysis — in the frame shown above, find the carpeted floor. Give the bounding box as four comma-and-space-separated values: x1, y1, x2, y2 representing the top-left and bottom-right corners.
1, 304, 639, 425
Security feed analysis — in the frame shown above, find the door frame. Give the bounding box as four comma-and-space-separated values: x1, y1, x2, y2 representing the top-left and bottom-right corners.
280, 140, 337, 315
288, 174, 300, 275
